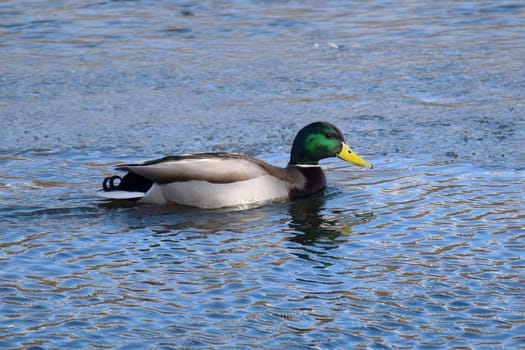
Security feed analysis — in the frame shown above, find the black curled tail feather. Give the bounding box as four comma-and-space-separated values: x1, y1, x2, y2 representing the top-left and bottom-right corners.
103, 175, 122, 191
102, 172, 153, 193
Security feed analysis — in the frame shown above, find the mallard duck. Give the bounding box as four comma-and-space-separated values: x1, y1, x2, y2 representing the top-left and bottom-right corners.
98, 121, 372, 208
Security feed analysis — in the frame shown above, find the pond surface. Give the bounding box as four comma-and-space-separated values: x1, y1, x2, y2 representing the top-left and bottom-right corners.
1, 0, 525, 349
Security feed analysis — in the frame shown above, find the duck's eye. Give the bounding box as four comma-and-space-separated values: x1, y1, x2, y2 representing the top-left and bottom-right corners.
325, 133, 336, 139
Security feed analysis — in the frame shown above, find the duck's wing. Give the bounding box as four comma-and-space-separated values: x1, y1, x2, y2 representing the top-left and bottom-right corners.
116, 152, 284, 184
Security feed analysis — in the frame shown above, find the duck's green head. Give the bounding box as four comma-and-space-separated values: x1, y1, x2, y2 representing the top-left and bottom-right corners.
289, 121, 373, 168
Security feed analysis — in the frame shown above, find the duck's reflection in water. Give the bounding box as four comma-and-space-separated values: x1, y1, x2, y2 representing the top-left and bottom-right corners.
287, 192, 374, 249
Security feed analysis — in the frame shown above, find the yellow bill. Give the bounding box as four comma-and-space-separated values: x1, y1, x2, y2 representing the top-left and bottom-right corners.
337, 142, 373, 169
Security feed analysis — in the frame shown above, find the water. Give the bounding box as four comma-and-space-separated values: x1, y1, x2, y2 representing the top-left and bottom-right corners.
1, 0, 525, 348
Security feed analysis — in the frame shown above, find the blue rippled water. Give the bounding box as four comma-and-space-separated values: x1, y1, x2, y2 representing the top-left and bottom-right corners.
1, 1, 524, 349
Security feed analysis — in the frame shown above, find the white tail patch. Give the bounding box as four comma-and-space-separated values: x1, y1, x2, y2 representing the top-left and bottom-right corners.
97, 190, 145, 200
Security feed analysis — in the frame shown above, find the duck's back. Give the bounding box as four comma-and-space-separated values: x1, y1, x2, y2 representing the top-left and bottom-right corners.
117, 153, 273, 184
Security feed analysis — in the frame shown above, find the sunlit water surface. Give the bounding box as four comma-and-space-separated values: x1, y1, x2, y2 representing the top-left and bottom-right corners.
1, 1, 524, 349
